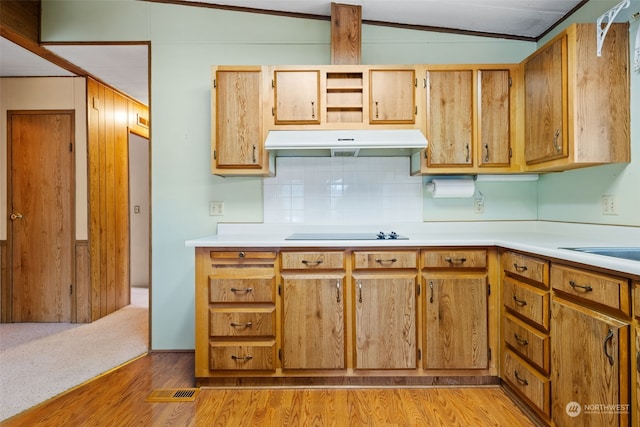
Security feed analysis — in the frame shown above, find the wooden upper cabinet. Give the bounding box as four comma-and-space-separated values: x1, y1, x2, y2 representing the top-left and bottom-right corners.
425, 70, 473, 167
524, 23, 630, 171
524, 36, 566, 165
478, 69, 511, 167
369, 69, 416, 124
211, 66, 270, 176
273, 70, 321, 124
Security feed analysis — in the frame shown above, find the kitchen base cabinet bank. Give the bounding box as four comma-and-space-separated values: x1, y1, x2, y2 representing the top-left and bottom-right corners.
194, 246, 498, 385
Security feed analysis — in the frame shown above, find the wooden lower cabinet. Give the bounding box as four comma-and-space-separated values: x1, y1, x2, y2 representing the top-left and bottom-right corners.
281, 273, 345, 369
636, 328, 639, 427
424, 274, 488, 369
551, 297, 630, 427
352, 273, 417, 369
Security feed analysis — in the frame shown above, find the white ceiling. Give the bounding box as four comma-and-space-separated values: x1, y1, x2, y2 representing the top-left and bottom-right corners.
0, 0, 595, 106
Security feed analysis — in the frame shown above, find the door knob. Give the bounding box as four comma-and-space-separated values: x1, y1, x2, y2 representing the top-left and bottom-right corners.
10, 213, 23, 220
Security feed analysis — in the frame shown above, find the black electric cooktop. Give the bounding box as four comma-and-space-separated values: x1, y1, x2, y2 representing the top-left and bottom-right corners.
285, 232, 408, 240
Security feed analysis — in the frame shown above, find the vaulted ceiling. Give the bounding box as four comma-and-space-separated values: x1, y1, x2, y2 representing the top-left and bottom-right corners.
0, 0, 616, 105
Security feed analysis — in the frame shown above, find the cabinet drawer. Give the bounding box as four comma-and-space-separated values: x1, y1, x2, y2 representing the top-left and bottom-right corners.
503, 277, 549, 331
503, 314, 549, 374
503, 350, 550, 417
209, 274, 275, 303
281, 251, 344, 270
551, 264, 630, 316
353, 251, 417, 269
634, 281, 640, 321
209, 343, 276, 371
422, 249, 487, 269
502, 251, 549, 288
209, 308, 275, 337
210, 251, 277, 264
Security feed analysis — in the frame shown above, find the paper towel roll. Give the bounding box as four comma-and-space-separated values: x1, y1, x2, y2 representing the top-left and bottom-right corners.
426, 179, 475, 198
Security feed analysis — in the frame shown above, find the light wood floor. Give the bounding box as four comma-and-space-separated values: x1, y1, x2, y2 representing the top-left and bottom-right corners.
2, 352, 537, 426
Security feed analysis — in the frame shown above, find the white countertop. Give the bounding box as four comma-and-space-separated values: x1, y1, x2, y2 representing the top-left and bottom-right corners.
185, 221, 640, 276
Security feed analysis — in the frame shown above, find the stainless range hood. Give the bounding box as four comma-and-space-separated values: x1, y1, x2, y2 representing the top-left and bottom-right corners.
264, 129, 428, 157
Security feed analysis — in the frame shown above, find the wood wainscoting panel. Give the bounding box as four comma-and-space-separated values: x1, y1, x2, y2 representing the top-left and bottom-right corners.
75, 240, 91, 323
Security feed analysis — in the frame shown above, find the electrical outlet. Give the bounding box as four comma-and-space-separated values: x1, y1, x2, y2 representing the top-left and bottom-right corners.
209, 201, 224, 216
601, 195, 618, 215
474, 197, 484, 214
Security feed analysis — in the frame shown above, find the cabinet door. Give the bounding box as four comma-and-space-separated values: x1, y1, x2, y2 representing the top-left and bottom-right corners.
551, 298, 629, 427
213, 68, 264, 169
478, 69, 511, 167
282, 273, 345, 369
636, 328, 639, 426
426, 70, 473, 166
274, 70, 321, 124
524, 36, 567, 164
424, 274, 488, 369
369, 69, 415, 124
353, 273, 417, 369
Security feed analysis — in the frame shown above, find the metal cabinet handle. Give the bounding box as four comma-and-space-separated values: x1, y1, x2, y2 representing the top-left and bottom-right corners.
465, 143, 470, 163
375, 100, 379, 118
230, 321, 253, 328
513, 263, 527, 272
252, 144, 256, 163
336, 280, 341, 304
512, 295, 527, 306
429, 281, 434, 304
553, 129, 561, 153
444, 257, 466, 265
514, 370, 528, 386
358, 282, 363, 303
514, 333, 529, 346
301, 260, 323, 267
10, 213, 23, 220
569, 280, 593, 292
483, 143, 489, 162
311, 100, 315, 119
603, 329, 614, 366
231, 355, 253, 362
238, 251, 245, 258
375, 258, 397, 264
230, 287, 253, 294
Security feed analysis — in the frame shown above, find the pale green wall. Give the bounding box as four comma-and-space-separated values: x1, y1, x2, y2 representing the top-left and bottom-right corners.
39, 0, 637, 349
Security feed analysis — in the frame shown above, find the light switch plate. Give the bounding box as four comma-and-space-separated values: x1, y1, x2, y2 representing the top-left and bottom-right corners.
209, 201, 224, 216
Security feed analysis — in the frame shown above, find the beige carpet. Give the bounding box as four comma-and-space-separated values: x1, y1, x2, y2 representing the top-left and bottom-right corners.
0, 288, 148, 421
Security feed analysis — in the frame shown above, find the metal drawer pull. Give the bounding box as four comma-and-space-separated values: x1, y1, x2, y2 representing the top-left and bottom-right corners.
301, 260, 323, 267
230, 287, 253, 294
231, 355, 253, 362
336, 280, 341, 303
514, 370, 528, 386
375, 258, 397, 264
444, 257, 466, 264
513, 263, 528, 272
230, 322, 253, 328
569, 280, 593, 292
512, 295, 527, 306
238, 251, 245, 258
514, 333, 529, 346
429, 281, 434, 303
553, 129, 561, 153
603, 329, 614, 366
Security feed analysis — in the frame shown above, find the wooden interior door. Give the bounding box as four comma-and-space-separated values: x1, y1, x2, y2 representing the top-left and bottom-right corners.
9, 111, 74, 322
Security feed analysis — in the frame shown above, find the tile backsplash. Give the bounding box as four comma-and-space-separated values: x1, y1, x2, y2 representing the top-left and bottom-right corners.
264, 157, 423, 224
